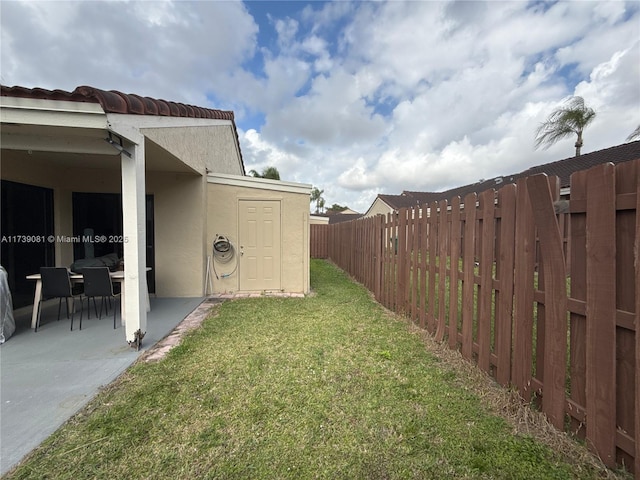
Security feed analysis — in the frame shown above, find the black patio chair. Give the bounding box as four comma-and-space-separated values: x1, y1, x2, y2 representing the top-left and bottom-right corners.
81, 267, 118, 329
36, 267, 83, 332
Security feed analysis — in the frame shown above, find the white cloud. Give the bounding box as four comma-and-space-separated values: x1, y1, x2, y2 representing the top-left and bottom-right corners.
0, 0, 258, 105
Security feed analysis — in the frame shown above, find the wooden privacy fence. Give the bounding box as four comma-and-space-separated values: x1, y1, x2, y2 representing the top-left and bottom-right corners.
317, 159, 640, 475
310, 224, 328, 258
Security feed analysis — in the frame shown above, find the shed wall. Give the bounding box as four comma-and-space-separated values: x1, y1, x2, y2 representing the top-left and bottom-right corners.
207, 182, 310, 294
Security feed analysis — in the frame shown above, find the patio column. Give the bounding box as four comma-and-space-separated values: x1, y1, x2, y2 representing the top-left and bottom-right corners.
121, 138, 147, 348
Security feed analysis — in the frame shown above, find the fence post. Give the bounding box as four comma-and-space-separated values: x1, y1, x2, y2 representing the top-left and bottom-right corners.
526, 174, 567, 430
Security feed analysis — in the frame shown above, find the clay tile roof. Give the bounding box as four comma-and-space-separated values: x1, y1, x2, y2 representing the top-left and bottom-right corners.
1, 84, 235, 121
1, 84, 244, 172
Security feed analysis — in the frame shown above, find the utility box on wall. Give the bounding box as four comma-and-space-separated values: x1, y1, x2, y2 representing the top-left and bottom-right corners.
206, 173, 311, 295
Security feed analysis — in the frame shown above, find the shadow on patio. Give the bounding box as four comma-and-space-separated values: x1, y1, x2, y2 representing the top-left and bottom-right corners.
0, 295, 205, 475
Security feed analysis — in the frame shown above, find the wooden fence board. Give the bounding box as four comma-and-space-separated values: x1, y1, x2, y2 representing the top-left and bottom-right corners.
495, 184, 516, 386
391, 211, 399, 312
449, 197, 462, 349
568, 169, 588, 438
419, 205, 428, 329
425, 202, 436, 333
477, 189, 495, 372
512, 178, 536, 401
436, 200, 448, 341
411, 212, 420, 323
527, 174, 568, 430
635, 161, 640, 476
585, 163, 617, 466
614, 160, 639, 470
461, 193, 477, 360
399, 208, 409, 315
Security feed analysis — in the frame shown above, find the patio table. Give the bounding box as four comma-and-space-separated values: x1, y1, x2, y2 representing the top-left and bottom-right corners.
26, 268, 151, 329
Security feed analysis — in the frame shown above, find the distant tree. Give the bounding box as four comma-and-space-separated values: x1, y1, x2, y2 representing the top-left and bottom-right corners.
310, 187, 325, 214
627, 125, 640, 142
534, 96, 596, 156
249, 166, 280, 180
326, 204, 348, 213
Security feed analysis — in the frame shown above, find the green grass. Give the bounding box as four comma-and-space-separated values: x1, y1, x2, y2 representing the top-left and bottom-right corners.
5, 260, 612, 479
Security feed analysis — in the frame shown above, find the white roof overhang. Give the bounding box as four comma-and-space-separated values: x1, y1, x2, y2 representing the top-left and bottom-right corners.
207, 172, 312, 195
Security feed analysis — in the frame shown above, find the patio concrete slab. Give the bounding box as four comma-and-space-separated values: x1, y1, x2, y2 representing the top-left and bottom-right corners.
0, 296, 205, 476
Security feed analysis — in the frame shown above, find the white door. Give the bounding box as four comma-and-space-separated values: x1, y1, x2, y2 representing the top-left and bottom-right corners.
239, 200, 281, 291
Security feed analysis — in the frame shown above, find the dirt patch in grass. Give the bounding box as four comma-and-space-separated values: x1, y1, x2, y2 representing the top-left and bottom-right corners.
140, 298, 224, 363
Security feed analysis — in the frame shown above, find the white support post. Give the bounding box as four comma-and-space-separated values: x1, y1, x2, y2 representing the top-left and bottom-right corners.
121, 139, 147, 346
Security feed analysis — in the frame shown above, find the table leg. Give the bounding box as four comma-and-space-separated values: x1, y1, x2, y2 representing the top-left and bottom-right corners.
31, 280, 42, 329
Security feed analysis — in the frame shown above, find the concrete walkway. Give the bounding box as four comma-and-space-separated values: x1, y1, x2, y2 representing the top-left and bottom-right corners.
0, 296, 205, 476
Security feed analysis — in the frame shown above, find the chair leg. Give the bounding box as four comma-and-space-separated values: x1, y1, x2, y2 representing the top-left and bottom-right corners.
88, 297, 97, 319
72, 296, 86, 331
57, 298, 63, 321
78, 296, 84, 331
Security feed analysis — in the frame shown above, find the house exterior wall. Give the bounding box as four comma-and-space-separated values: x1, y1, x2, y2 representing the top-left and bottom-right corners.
364, 198, 393, 218
1, 152, 209, 298
142, 125, 243, 175
146, 171, 206, 297
206, 176, 311, 294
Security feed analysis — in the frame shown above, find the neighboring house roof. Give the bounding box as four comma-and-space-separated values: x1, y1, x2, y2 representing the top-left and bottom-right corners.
1, 84, 244, 171
334, 207, 360, 215
329, 213, 363, 224
375, 141, 640, 210
377, 193, 422, 210
519, 140, 640, 188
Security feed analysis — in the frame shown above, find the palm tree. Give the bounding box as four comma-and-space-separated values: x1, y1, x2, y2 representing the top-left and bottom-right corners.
310, 186, 325, 214
626, 125, 640, 142
249, 166, 280, 180
534, 96, 596, 156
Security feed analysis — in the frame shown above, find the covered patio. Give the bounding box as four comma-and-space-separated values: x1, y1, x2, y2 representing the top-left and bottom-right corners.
0, 295, 206, 476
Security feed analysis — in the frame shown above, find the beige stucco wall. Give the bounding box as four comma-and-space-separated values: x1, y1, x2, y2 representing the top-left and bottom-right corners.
2, 151, 209, 298
365, 198, 394, 218
146, 171, 206, 297
206, 178, 310, 294
142, 125, 242, 176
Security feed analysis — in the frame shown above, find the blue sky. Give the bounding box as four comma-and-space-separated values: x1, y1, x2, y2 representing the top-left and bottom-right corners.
1, 0, 639, 212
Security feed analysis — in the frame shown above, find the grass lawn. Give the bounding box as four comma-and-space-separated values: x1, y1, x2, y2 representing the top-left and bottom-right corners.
5, 260, 624, 479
